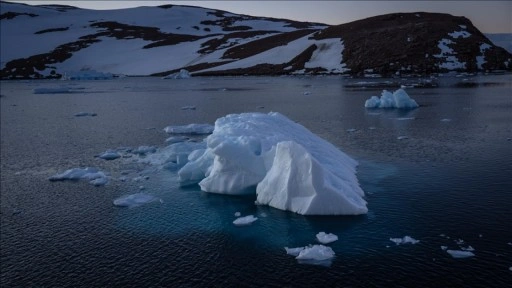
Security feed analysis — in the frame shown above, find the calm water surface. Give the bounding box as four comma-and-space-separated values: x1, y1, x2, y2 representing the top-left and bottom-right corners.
1, 75, 511, 287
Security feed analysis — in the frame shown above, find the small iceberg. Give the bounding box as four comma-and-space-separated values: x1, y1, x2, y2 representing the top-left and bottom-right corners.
163, 69, 191, 79
113, 193, 161, 208
295, 245, 335, 261
446, 250, 475, 258
365, 89, 419, 109
49, 167, 108, 186
164, 123, 214, 135
389, 236, 420, 245
97, 150, 121, 160
316, 232, 338, 244
233, 215, 258, 226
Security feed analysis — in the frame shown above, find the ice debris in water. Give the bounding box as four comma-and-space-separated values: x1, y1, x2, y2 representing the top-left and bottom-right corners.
234, 211, 241, 217
164, 123, 214, 135
74, 112, 97, 117
163, 69, 191, 79
177, 112, 367, 215
316, 232, 338, 244
165, 136, 189, 144
113, 193, 161, 208
296, 245, 335, 261
97, 150, 121, 160
390, 236, 420, 245
181, 106, 196, 110
49, 167, 108, 186
233, 215, 258, 226
285, 247, 305, 257
141, 142, 206, 171
365, 89, 419, 109
446, 250, 475, 258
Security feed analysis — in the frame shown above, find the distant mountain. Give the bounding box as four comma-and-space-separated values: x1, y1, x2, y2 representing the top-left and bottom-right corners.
485, 33, 512, 54
1, 1, 510, 79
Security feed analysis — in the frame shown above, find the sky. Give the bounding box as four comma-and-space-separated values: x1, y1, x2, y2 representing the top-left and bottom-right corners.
8, 1, 512, 33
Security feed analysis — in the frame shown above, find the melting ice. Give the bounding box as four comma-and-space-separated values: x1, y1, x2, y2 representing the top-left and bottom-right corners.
176, 112, 367, 215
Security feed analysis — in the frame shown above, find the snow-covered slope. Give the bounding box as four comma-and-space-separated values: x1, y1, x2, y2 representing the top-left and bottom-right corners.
1, 1, 511, 79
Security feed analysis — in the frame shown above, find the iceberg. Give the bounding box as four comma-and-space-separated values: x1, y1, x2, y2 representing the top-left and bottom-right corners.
364, 89, 419, 109
113, 193, 161, 208
178, 112, 367, 215
233, 215, 258, 226
316, 232, 338, 244
49, 167, 108, 186
97, 150, 121, 160
295, 245, 335, 261
163, 69, 191, 79
389, 236, 420, 245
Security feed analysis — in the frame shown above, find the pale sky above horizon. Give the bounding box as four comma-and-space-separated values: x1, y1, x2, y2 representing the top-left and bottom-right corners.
8, 1, 512, 33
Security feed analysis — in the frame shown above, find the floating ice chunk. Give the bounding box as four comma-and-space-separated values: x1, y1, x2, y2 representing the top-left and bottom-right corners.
446, 250, 475, 258
62, 70, 113, 80
163, 69, 191, 79
316, 232, 338, 244
234, 211, 241, 217
113, 193, 160, 208
365, 89, 418, 109
455, 239, 465, 245
296, 245, 335, 261
33, 87, 71, 94
98, 150, 121, 160
461, 246, 475, 251
233, 215, 258, 226
178, 112, 367, 215
441, 118, 452, 122
164, 124, 214, 135
285, 247, 305, 256
165, 136, 189, 144
390, 236, 420, 245
181, 106, 196, 110
397, 136, 408, 140
441, 246, 448, 250
74, 112, 97, 117
303, 91, 311, 95
141, 142, 206, 172
346, 128, 357, 133
49, 167, 108, 186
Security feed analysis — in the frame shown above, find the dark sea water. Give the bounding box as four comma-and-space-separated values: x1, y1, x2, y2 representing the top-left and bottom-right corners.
1, 75, 511, 287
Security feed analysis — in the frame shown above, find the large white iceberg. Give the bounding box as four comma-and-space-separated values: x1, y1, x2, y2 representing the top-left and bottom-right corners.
364, 89, 419, 109
177, 112, 367, 215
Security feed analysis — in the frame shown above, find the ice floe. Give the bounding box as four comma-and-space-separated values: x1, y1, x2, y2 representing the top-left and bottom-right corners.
316, 232, 338, 244
446, 250, 475, 258
233, 215, 258, 226
364, 89, 419, 109
49, 167, 109, 186
180, 105, 196, 110
97, 150, 121, 160
164, 123, 214, 135
113, 193, 161, 208
165, 136, 189, 144
295, 245, 335, 261
389, 236, 420, 245
163, 69, 191, 79
177, 112, 367, 215
285, 246, 305, 257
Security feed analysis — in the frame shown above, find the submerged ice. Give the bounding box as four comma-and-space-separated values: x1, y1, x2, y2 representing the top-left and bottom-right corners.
49, 167, 109, 186
365, 89, 419, 109
113, 193, 161, 208
176, 112, 367, 215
